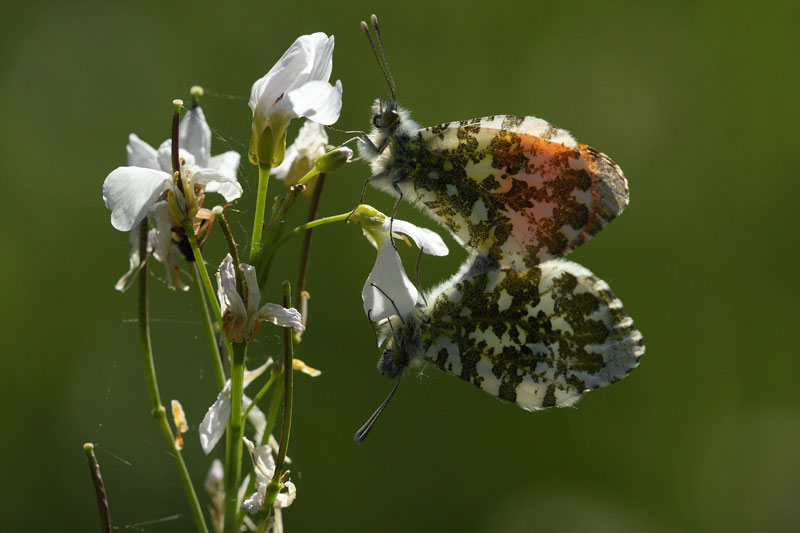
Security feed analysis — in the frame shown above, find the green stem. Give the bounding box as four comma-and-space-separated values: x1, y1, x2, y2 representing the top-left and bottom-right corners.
295, 166, 320, 186
263, 283, 294, 508
137, 220, 208, 533
223, 341, 247, 533
217, 212, 244, 297
192, 262, 226, 391
184, 223, 222, 325
249, 163, 272, 263
274, 210, 352, 251
294, 174, 326, 308
242, 370, 278, 422
185, 222, 234, 366
255, 187, 302, 290
235, 371, 283, 526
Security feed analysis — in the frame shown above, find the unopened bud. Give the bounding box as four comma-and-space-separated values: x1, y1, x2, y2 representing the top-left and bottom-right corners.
315, 147, 353, 174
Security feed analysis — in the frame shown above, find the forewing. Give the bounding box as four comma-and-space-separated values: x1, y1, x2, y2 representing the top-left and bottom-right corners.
407, 115, 628, 269
417, 257, 644, 410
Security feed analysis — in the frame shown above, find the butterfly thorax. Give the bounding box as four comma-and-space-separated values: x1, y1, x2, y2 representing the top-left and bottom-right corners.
360, 98, 420, 197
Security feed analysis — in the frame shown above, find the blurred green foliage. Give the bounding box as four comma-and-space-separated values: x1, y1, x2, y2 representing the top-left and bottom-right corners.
2, 1, 799, 531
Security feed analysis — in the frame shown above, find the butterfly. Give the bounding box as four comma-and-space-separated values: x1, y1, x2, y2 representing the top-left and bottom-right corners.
377, 254, 643, 408
353, 15, 643, 441
357, 18, 628, 271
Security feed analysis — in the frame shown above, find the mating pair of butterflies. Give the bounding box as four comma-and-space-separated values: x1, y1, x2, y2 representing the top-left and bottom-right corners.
355, 16, 644, 435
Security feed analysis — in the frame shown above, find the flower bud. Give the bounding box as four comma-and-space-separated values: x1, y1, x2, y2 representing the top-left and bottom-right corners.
314, 146, 353, 174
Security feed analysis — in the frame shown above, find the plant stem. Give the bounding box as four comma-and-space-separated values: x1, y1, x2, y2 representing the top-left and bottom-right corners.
137, 220, 208, 533
249, 163, 271, 264
217, 211, 244, 297
242, 370, 278, 422
274, 210, 352, 251
294, 174, 326, 307
185, 223, 222, 325
192, 262, 226, 391
256, 187, 303, 290
83, 443, 112, 533
185, 222, 234, 365
263, 283, 295, 508
223, 341, 247, 533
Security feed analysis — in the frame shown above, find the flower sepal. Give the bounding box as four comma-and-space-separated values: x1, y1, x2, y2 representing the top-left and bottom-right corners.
249, 113, 289, 167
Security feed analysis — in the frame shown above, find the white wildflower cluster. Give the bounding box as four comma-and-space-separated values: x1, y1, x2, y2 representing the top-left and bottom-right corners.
99, 26, 446, 533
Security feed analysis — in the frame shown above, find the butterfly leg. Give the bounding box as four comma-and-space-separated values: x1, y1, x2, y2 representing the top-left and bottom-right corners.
345, 176, 375, 224
389, 182, 404, 251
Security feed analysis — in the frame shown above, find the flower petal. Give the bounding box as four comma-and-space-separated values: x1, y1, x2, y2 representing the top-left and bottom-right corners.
103, 167, 170, 231
243, 358, 273, 389
114, 228, 145, 292
270, 142, 299, 181
240, 263, 261, 324
249, 32, 334, 118
216, 254, 247, 338
362, 244, 419, 322
256, 303, 305, 332
292, 358, 321, 377
285, 79, 342, 125
208, 151, 241, 180
157, 140, 196, 173
179, 106, 212, 167
274, 481, 296, 508
389, 219, 449, 256
192, 167, 243, 202
199, 385, 231, 454
126, 134, 159, 169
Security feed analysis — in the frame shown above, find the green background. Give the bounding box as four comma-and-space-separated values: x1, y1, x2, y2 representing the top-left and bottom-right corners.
3, 1, 799, 531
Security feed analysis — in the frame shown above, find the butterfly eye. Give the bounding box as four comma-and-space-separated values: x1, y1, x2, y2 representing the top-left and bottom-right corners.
372, 115, 383, 128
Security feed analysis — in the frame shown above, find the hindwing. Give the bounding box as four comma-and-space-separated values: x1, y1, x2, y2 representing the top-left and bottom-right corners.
413, 256, 644, 410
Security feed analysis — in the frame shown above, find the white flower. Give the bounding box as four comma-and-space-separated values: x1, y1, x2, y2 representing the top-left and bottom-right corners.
103, 106, 243, 290
353, 206, 449, 323
216, 254, 305, 342
199, 359, 273, 454
249, 32, 342, 166
271, 120, 328, 187
242, 438, 297, 514
105, 107, 242, 232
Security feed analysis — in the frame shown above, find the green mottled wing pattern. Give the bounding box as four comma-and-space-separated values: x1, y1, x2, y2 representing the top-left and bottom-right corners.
413, 257, 644, 410
403, 115, 628, 270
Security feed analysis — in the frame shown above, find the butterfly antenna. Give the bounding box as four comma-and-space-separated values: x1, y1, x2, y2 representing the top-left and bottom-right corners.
354, 375, 401, 443
370, 14, 398, 102
415, 247, 428, 307
370, 283, 406, 324
362, 17, 397, 103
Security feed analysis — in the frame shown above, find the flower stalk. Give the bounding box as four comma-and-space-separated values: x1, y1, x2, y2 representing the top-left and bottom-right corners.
137, 219, 209, 533
263, 282, 295, 508
249, 163, 272, 264
223, 341, 247, 533
192, 262, 226, 391
294, 174, 326, 308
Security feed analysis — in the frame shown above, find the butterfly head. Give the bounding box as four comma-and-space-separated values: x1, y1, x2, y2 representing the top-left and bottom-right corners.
370, 96, 401, 133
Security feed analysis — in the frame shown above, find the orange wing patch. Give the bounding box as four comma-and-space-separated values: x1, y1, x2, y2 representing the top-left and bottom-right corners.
407, 117, 628, 269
